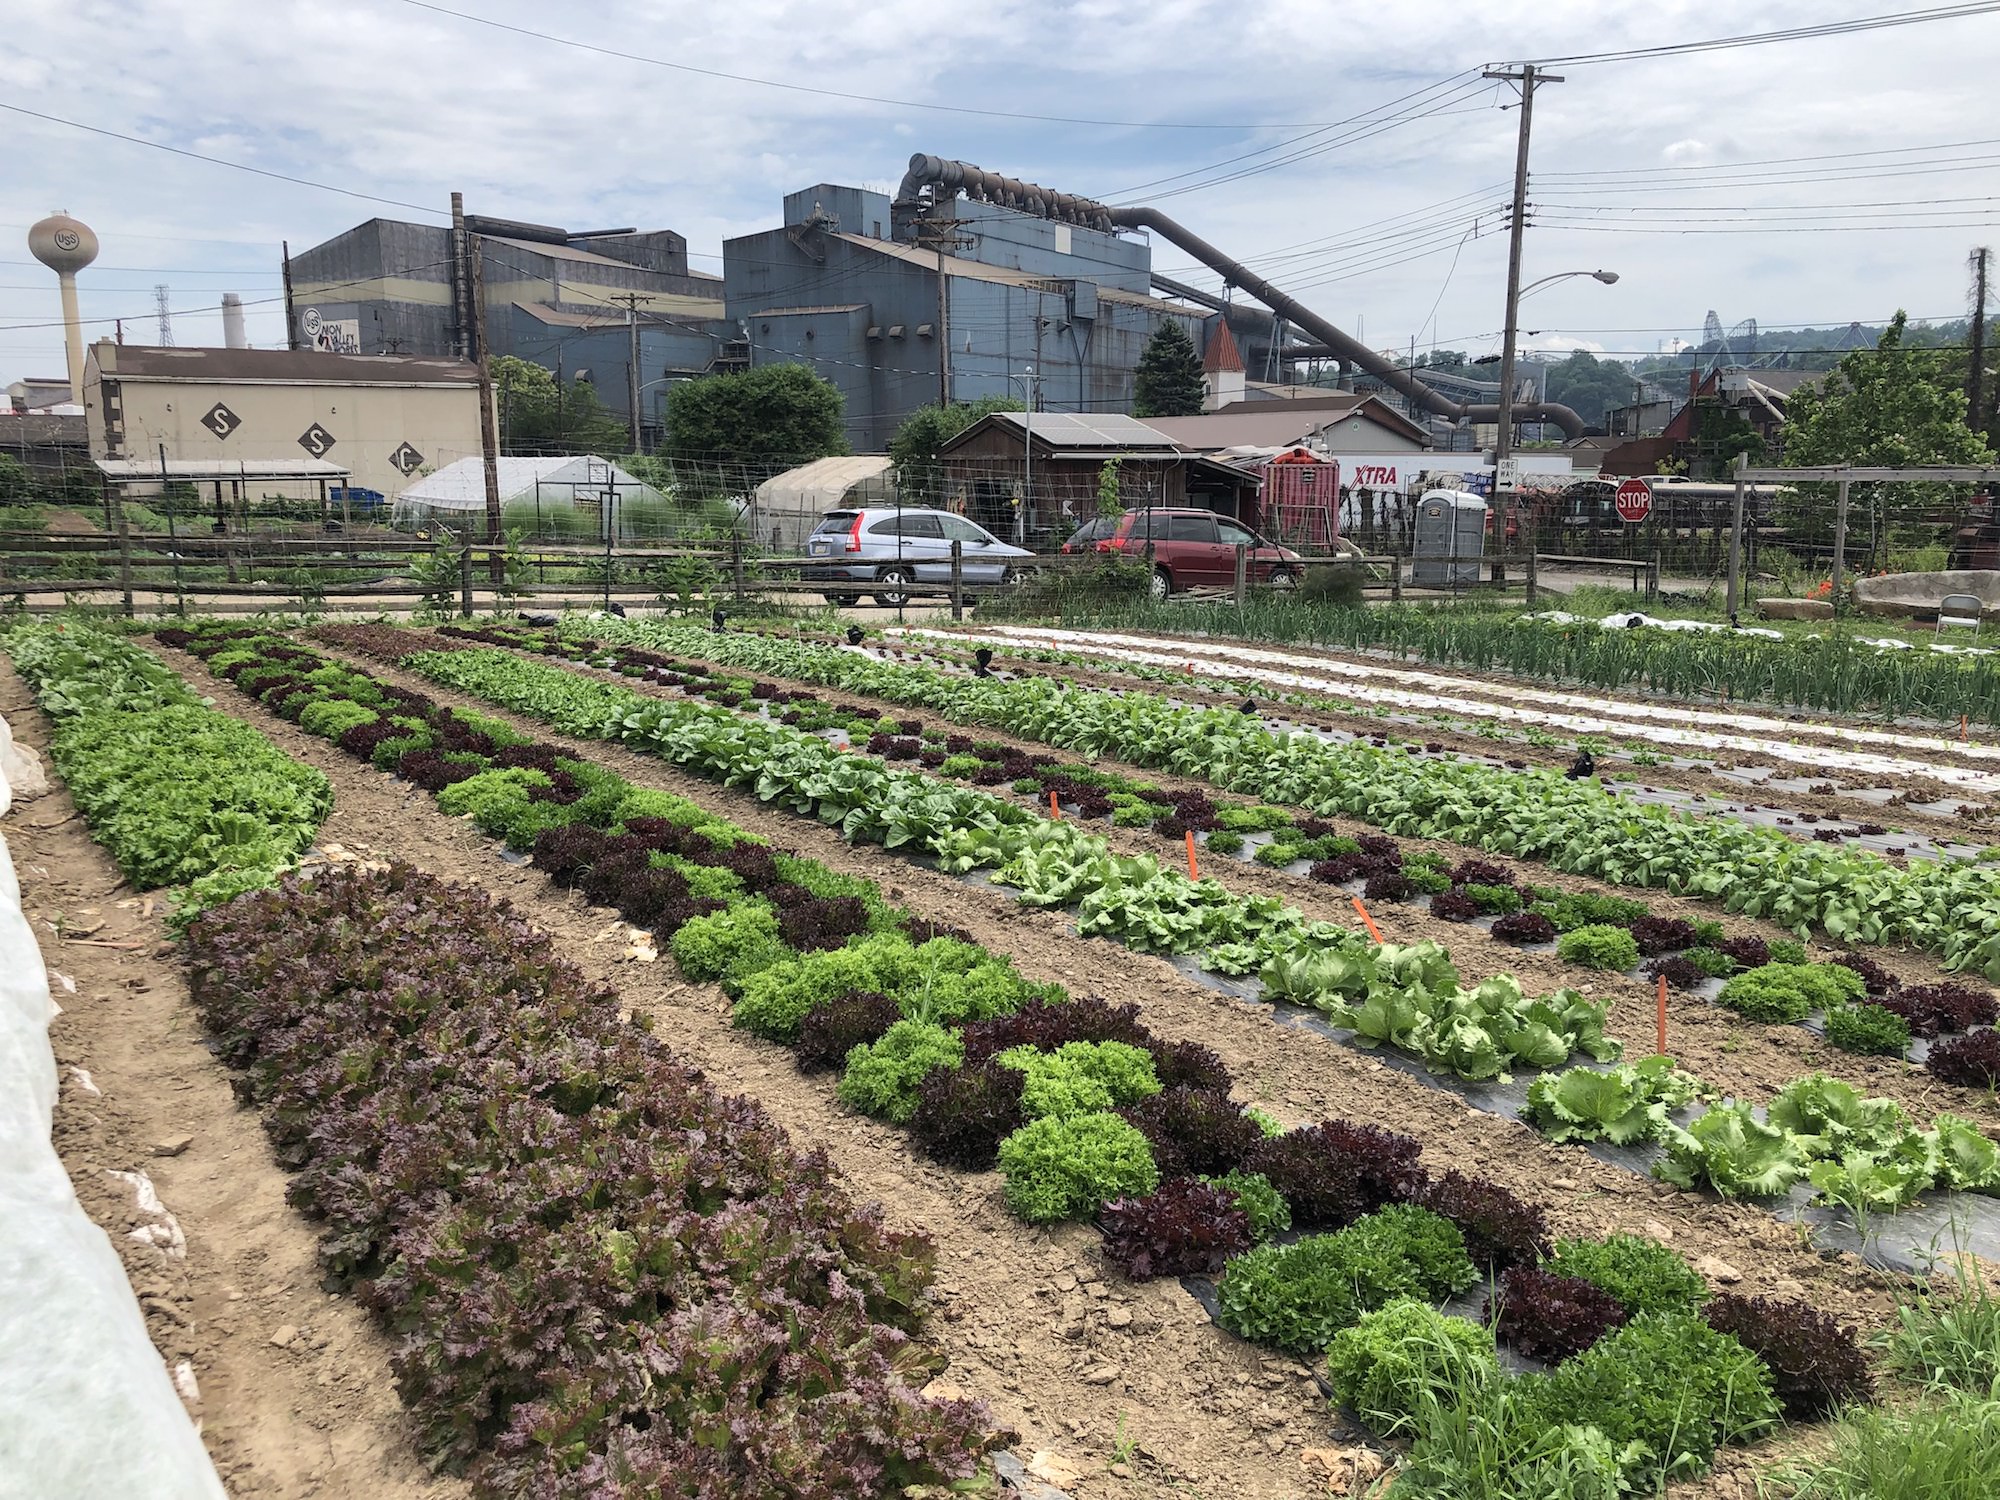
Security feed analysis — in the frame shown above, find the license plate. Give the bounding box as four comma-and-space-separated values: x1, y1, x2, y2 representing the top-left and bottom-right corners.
809, 540, 830, 555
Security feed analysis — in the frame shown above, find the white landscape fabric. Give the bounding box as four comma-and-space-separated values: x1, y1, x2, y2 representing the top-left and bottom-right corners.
0, 727, 226, 1500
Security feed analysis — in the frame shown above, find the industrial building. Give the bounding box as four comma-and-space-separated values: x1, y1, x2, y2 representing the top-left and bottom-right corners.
82, 341, 484, 500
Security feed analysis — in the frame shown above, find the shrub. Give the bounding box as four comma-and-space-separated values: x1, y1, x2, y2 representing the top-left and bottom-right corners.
998, 1112, 1160, 1224
676, 904, 787, 992
836, 1021, 964, 1124
795, 990, 901, 1073
1121, 1086, 1261, 1179
1489, 910, 1557, 945
994, 1040, 1161, 1120
1325, 1299, 1499, 1436
908, 1058, 1025, 1171
1202, 1170, 1291, 1242
1555, 924, 1641, 972
1245, 1121, 1426, 1229
1926, 1028, 2000, 1088
1415, 1171, 1551, 1271
1543, 1234, 1709, 1317
1703, 1293, 1873, 1418
1717, 962, 1864, 1023
1521, 1313, 1779, 1490
1098, 1179, 1251, 1280
1487, 1266, 1629, 1362
1824, 1002, 1912, 1057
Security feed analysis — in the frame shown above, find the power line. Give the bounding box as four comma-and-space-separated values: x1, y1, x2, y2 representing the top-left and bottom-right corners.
395, 0, 1327, 130
1509, 2, 2000, 66
1539, 134, 2000, 180
0, 102, 447, 216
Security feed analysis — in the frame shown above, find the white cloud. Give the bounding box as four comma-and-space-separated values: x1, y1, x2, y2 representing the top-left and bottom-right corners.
1, 0, 1996, 374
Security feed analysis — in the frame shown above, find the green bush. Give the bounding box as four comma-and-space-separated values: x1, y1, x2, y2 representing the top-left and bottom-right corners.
1824, 1002, 1911, 1057
1520, 1313, 1779, 1489
994, 1040, 1162, 1119
676, 904, 787, 991
1202, 1170, 1291, 1242
298, 699, 379, 740
1325, 1298, 1500, 1436
1556, 924, 1641, 972
836, 1021, 964, 1123
1544, 1234, 1709, 1317
1717, 962, 1864, 1023
997, 1112, 1159, 1224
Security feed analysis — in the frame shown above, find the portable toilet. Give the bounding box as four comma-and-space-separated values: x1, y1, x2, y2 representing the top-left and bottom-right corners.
1410, 489, 1488, 586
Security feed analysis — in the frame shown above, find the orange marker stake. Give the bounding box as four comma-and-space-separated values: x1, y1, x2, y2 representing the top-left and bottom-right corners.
1350, 896, 1384, 944
1657, 973, 1669, 1056
1049, 791, 1061, 821
1185, 829, 1200, 880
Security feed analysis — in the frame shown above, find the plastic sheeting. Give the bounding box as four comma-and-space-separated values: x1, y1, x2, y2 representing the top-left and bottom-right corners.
0, 723, 226, 1500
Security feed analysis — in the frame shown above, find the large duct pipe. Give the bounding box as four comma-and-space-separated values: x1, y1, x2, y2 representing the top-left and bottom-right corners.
891, 155, 1587, 439
1110, 205, 1586, 439
220, 292, 248, 349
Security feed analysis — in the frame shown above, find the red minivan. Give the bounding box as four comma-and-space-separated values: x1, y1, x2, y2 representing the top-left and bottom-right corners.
1064, 508, 1303, 600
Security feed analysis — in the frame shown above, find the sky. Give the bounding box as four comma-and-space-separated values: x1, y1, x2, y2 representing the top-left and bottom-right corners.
4, 0, 1999, 383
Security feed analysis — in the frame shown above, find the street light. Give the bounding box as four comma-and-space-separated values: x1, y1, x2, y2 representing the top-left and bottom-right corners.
1492, 267, 1620, 577
1005, 365, 1038, 546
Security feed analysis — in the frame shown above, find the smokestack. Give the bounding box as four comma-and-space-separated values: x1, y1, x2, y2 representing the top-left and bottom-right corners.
221, 293, 248, 349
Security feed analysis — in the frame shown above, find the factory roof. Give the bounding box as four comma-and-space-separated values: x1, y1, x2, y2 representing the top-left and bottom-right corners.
749, 305, 869, 316
89, 344, 479, 386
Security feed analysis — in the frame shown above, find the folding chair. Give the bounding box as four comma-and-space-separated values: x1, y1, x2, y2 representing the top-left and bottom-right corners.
1937, 592, 1984, 635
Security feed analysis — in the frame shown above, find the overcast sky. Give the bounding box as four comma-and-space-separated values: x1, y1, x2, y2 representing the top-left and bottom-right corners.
4, 0, 1998, 382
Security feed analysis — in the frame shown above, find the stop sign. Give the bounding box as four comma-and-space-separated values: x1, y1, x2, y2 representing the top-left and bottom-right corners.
1614, 478, 1653, 524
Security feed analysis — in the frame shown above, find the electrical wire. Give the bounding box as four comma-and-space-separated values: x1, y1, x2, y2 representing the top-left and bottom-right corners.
1507, 2, 2000, 66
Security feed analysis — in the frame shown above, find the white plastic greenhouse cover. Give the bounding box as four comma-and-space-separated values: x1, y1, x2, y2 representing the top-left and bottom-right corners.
0, 725, 227, 1500
391, 455, 663, 518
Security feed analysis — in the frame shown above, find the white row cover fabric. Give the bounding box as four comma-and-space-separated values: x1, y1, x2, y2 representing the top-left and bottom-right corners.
0, 727, 227, 1500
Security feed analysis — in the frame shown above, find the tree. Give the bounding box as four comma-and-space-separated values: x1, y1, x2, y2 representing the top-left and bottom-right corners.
1538, 349, 1642, 430
664, 363, 848, 469
888, 395, 1022, 502
492, 355, 631, 458
1779, 311, 1995, 548
1417, 350, 1466, 370
0, 454, 31, 505
1133, 322, 1204, 417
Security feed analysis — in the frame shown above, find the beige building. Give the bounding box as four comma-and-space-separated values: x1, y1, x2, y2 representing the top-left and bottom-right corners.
83, 342, 482, 499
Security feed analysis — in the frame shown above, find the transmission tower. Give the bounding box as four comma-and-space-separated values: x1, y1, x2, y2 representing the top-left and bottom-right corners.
154, 284, 174, 346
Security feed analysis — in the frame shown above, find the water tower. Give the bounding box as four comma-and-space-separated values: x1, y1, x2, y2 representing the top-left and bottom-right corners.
28, 212, 99, 406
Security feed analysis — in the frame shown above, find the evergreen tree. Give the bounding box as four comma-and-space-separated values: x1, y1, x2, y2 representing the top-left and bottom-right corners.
1133, 322, 1205, 417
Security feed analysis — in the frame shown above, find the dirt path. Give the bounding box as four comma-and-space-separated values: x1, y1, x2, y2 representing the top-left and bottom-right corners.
2, 657, 463, 1500
230, 639, 1909, 1373
500, 627, 2000, 1141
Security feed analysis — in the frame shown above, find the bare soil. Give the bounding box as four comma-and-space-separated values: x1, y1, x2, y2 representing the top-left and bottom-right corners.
224, 634, 1915, 1493
2, 656, 464, 1500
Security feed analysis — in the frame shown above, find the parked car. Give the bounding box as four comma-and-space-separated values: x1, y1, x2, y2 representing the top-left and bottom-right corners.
1064, 508, 1303, 600
803, 507, 1033, 606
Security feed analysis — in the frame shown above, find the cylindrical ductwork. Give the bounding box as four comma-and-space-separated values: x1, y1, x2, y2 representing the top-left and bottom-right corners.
220, 293, 248, 349
892, 154, 1587, 439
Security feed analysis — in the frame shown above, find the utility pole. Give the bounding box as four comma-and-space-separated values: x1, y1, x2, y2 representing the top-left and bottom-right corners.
914, 216, 974, 406
1969, 247, 1991, 438
1482, 61, 1560, 584
613, 293, 646, 452
468, 233, 504, 587
281, 241, 299, 350
450, 192, 473, 361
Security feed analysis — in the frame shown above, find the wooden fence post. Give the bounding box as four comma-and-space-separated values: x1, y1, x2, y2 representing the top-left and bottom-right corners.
458, 542, 474, 618
950, 539, 964, 621
1233, 542, 1248, 605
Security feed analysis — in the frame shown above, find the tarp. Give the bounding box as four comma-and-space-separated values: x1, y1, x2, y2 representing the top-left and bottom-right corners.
752, 456, 896, 552
0, 723, 228, 1499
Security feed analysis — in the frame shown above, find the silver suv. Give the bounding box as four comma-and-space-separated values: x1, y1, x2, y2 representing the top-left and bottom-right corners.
803, 507, 1034, 606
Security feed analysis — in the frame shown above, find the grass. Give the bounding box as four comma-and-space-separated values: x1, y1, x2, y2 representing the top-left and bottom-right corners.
1772, 1388, 2000, 1499
1885, 1257, 2000, 1397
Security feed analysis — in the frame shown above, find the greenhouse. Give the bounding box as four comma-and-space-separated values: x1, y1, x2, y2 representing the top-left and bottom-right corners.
390, 455, 666, 538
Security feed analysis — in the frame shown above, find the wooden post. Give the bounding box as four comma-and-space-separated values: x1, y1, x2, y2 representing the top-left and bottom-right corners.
1233, 541, 1248, 605
1724, 452, 1749, 618
1524, 543, 1538, 607
1390, 554, 1403, 602
1830, 477, 1851, 614
113, 500, 134, 619
468, 233, 505, 585
458, 539, 474, 618
732, 527, 746, 602
950, 539, 964, 621
1648, 547, 1661, 602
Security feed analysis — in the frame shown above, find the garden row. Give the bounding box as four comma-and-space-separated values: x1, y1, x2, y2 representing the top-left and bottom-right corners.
1046, 594, 2000, 728
432, 621, 2000, 1075
565, 616, 2000, 979
160, 621, 1880, 1498
7, 621, 1008, 1498
310, 623, 2000, 1234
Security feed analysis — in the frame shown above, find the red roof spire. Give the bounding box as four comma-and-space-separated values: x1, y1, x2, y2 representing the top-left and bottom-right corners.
1202, 318, 1245, 374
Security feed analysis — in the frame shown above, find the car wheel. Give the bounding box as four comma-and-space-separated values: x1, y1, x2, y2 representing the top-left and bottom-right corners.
873, 568, 913, 607
823, 592, 862, 607
1150, 567, 1173, 602
1267, 567, 1299, 592
1001, 566, 1035, 588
